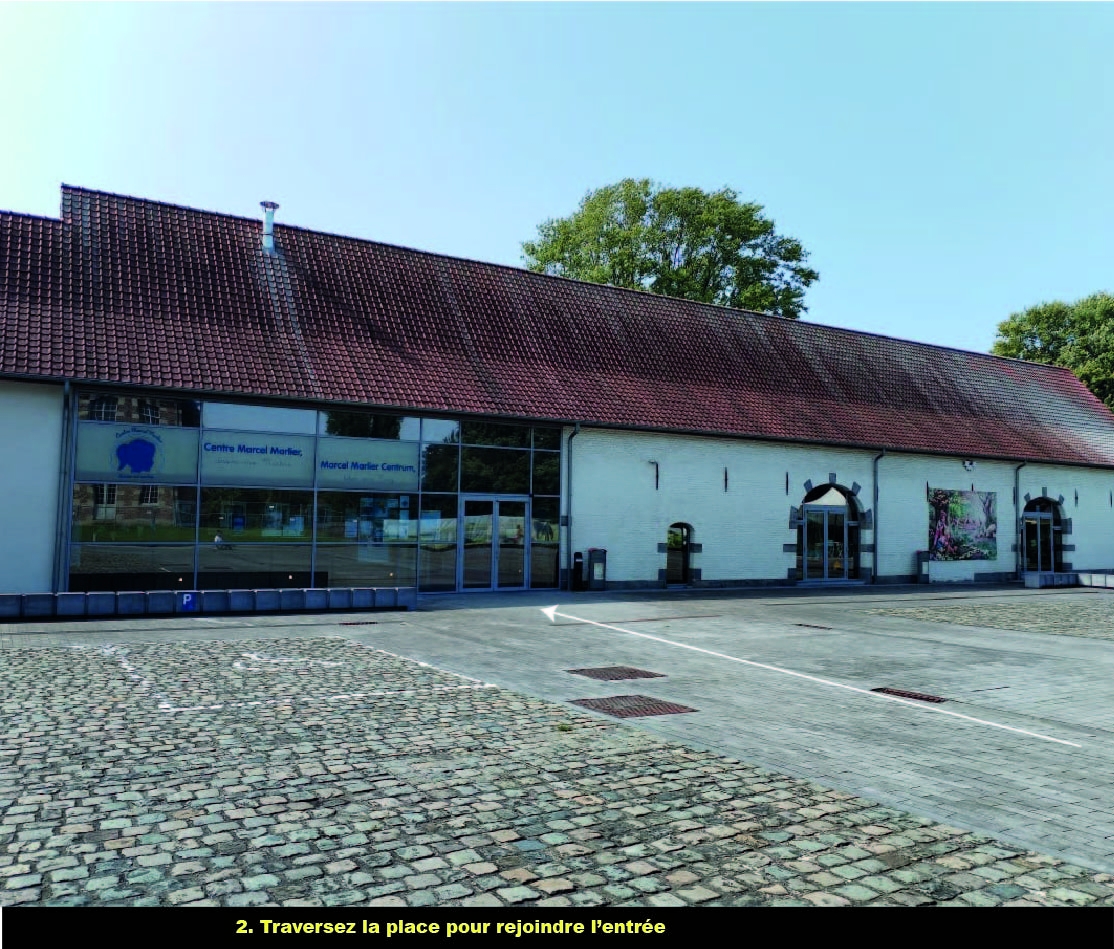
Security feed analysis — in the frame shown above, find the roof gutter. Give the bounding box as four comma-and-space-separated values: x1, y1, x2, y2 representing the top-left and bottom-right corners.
566, 422, 581, 591
1015, 462, 1027, 578
872, 448, 885, 584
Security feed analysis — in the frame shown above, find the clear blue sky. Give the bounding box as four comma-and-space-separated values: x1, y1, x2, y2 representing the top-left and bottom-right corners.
2, 3, 1111, 354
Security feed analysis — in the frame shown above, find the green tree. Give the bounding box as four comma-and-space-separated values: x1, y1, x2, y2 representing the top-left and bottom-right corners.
522, 179, 819, 320
991, 292, 1114, 410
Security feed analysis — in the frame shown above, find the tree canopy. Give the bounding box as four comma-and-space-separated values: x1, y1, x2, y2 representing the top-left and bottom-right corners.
991, 292, 1114, 410
522, 179, 819, 320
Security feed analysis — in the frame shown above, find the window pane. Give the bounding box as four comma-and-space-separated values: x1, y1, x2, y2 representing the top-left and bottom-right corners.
199, 488, 313, 542
79, 393, 200, 427
421, 419, 460, 444
421, 444, 459, 492
315, 545, 417, 587
461, 421, 530, 448
461, 448, 529, 494
530, 498, 560, 589
419, 495, 458, 592
69, 544, 195, 591
203, 402, 317, 434
316, 492, 417, 542
72, 484, 197, 542
198, 544, 314, 588
318, 411, 420, 441
533, 428, 561, 450
532, 452, 560, 495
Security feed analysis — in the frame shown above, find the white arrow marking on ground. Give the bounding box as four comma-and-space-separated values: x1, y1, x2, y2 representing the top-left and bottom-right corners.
541, 606, 1081, 748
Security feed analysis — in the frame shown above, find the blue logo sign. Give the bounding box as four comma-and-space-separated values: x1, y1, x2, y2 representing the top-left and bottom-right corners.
116, 437, 157, 474
179, 592, 197, 612
111, 427, 165, 480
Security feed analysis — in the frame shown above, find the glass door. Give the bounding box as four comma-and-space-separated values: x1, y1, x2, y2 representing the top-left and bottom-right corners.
827, 510, 847, 580
802, 505, 854, 580
1024, 513, 1054, 572
497, 501, 527, 589
459, 497, 530, 591
804, 510, 825, 580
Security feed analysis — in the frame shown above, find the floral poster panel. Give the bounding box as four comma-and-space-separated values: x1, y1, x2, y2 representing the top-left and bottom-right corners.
928, 489, 997, 561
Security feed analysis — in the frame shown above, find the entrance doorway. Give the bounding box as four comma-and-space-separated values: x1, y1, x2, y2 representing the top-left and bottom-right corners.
460, 497, 528, 590
1022, 498, 1062, 573
666, 523, 693, 585
798, 485, 860, 581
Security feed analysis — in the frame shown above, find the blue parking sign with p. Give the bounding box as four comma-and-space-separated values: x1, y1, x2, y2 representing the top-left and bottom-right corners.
179, 591, 197, 612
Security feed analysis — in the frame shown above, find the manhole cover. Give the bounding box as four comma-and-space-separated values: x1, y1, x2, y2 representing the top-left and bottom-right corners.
871, 687, 946, 703
570, 695, 697, 718
567, 666, 665, 681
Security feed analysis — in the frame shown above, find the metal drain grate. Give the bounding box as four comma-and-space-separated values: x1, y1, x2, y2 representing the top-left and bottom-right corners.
570, 695, 697, 718
795, 623, 832, 630
339, 621, 379, 626
567, 666, 665, 681
872, 687, 947, 703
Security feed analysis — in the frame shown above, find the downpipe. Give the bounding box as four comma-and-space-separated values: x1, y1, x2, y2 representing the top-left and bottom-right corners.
565, 422, 581, 591
871, 449, 885, 583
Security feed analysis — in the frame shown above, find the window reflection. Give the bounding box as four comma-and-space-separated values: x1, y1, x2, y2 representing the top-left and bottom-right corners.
421, 419, 460, 444
202, 402, 317, 434
69, 545, 196, 591
421, 444, 459, 492
533, 428, 561, 450
530, 498, 560, 589
461, 421, 530, 448
532, 453, 560, 495
72, 484, 197, 542
315, 545, 417, 587
316, 492, 417, 542
418, 495, 458, 592
199, 488, 313, 542
198, 544, 315, 588
319, 411, 420, 441
461, 448, 529, 494
78, 393, 200, 427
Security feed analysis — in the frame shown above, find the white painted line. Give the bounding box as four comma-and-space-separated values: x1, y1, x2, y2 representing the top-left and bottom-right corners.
541, 606, 1082, 748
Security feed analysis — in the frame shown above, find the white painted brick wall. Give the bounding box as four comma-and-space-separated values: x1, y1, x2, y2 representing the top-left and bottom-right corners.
565, 428, 1114, 584
0, 381, 64, 593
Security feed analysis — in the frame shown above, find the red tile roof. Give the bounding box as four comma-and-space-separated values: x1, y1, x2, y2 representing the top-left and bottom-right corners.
2, 184, 1114, 466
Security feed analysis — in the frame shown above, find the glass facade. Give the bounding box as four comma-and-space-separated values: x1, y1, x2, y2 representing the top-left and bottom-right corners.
68, 394, 562, 593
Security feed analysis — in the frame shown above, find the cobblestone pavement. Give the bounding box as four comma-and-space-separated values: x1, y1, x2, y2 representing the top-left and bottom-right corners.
4, 635, 1114, 908
865, 596, 1114, 641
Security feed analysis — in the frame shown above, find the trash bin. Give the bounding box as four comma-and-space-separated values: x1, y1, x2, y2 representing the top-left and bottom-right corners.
571, 551, 585, 591
587, 548, 607, 591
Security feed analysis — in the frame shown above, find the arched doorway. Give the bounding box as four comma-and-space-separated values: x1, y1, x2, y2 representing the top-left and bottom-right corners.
667, 523, 693, 585
798, 485, 860, 581
1022, 498, 1063, 573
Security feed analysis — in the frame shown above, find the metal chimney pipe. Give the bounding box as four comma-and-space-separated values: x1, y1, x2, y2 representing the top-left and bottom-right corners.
261, 201, 279, 253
